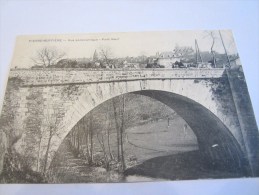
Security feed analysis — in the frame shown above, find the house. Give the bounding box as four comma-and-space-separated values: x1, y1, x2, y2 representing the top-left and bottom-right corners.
122, 60, 139, 68
156, 52, 181, 68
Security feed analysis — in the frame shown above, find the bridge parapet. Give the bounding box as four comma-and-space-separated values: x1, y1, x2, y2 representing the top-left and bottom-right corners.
9, 68, 225, 86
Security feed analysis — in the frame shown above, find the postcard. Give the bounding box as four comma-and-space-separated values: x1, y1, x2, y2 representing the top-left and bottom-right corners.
0, 31, 258, 183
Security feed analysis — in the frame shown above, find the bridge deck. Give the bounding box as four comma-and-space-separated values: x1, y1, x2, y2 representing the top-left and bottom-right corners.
9, 68, 226, 86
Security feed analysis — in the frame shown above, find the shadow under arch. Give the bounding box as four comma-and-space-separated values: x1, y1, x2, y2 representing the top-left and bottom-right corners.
51, 88, 251, 178
133, 90, 250, 175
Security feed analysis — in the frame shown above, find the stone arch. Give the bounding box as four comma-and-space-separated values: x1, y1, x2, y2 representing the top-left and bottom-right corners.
48, 80, 249, 174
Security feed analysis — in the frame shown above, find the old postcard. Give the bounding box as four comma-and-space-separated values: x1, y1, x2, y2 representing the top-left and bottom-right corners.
0, 31, 258, 183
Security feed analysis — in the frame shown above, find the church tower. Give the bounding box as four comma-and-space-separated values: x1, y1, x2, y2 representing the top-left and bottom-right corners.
93, 50, 99, 62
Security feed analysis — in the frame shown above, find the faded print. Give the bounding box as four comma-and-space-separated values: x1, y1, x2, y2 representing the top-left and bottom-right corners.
0, 31, 258, 183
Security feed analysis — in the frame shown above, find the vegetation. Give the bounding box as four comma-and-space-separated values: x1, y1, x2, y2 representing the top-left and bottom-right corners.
48, 93, 178, 179
30, 40, 239, 70
0, 152, 45, 183
31, 47, 66, 68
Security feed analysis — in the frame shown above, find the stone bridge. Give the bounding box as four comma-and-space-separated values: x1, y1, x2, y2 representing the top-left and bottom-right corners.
1, 68, 258, 176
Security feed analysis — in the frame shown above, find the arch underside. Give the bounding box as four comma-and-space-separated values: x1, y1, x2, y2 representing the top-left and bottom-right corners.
134, 90, 250, 174
53, 89, 251, 176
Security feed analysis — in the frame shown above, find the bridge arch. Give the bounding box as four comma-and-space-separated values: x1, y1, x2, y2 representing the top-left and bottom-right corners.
48, 79, 249, 174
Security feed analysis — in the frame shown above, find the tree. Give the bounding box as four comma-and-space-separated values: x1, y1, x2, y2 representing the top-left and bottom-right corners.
42, 103, 60, 175
31, 47, 66, 67
96, 131, 110, 170
76, 112, 94, 165
93, 104, 115, 170
36, 127, 43, 172
104, 105, 114, 161
204, 31, 218, 67
119, 95, 126, 171
173, 45, 194, 60
88, 112, 94, 164
112, 99, 121, 162
112, 95, 128, 171
98, 46, 114, 68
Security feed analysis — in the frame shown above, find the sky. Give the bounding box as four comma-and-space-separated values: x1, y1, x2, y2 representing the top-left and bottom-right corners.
11, 30, 238, 68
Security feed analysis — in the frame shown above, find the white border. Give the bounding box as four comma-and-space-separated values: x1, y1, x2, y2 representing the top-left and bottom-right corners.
0, 0, 258, 194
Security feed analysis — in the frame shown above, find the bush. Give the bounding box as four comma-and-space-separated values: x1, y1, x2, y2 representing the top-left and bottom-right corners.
0, 152, 45, 183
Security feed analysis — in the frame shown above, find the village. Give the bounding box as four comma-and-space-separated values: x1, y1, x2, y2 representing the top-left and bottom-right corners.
29, 39, 240, 71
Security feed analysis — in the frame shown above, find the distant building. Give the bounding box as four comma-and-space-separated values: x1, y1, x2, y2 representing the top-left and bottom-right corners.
122, 60, 139, 68
92, 50, 101, 67
156, 51, 181, 68
93, 50, 99, 62
147, 57, 157, 65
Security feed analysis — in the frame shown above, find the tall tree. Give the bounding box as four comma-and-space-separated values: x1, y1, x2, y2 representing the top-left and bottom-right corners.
97, 131, 110, 170
36, 129, 43, 172
31, 47, 66, 67
89, 112, 94, 164
99, 46, 114, 68
204, 31, 217, 67
105, 106, 114, 161
219, 30, 231, 68
119, 95, 126, 171
82, 116, 91, 163
42, 102, 60, 175
112, 94, 139, 171
112, 99, 121, 162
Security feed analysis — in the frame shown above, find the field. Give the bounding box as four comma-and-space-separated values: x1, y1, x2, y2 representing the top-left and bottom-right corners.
124, 117, 198, 163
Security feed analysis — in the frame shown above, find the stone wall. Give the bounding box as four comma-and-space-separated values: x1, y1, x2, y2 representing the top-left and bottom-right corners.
0, 77, 24, 173
226, 67, 259, 175
9, 68, 225, 86
0, 68, 258, 175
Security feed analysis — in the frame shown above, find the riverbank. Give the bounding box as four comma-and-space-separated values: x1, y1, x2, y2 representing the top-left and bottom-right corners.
48, 138, 164, 183
124, 150, 247, 180
49, 118, 200, 183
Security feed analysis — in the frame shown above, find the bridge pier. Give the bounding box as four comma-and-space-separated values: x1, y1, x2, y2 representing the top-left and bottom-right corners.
226, 68, 259, 176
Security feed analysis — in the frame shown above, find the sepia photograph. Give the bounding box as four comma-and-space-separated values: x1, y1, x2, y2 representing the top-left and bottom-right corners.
0, 30, 258, 184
